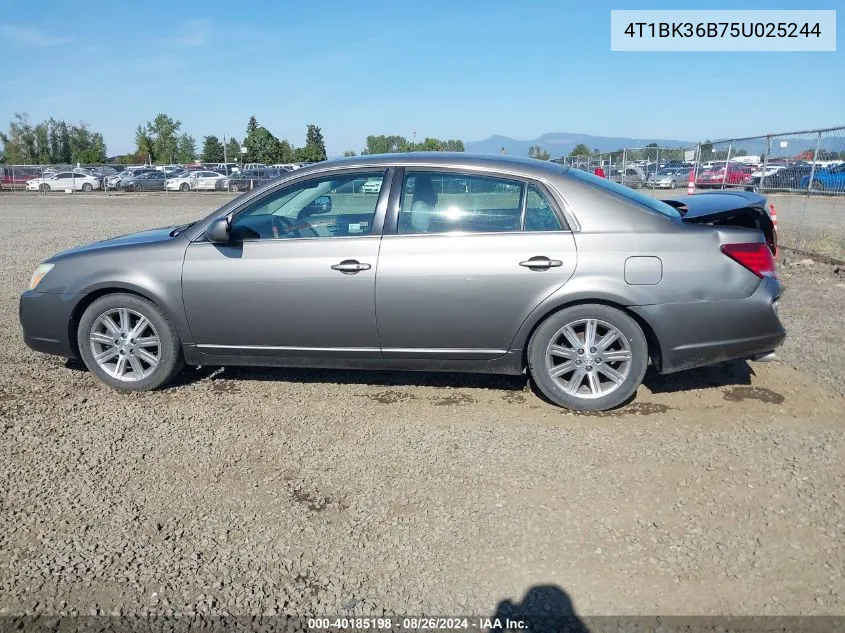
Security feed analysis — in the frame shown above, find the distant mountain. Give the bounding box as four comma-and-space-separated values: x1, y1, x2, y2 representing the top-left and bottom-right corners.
465, 133, 695, 158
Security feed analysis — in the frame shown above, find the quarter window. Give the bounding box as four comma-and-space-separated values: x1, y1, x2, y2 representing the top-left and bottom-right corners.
524, 185, 565, 231
398, 171, 524, 234
229, 171, 385, 241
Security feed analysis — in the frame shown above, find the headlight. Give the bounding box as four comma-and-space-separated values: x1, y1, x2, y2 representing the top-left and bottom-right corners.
29, 263, 54, 290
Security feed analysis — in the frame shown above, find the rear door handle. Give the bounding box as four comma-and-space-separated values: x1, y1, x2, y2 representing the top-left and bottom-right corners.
331, 259, 371, 274
519, 256, 562, 270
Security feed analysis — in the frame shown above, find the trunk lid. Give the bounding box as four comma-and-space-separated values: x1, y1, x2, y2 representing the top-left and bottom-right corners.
662, 190, 776, 255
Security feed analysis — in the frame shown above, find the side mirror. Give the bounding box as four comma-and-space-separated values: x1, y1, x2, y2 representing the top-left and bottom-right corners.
298, 195, 332, 219
207, 217, 230, 243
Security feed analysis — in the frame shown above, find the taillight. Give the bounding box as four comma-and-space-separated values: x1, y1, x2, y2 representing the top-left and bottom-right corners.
721, 243, 777, 279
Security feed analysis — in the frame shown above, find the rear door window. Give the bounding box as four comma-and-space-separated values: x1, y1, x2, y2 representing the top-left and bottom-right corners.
398, 171, 523, 234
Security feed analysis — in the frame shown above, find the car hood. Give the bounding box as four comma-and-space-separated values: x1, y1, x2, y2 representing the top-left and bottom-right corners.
49, 226, 184, 261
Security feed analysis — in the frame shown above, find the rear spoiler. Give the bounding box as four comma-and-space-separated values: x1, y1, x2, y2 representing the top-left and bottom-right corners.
663, 191, 776, 255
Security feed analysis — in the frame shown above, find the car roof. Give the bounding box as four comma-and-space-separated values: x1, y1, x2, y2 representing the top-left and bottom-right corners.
290, 152, 570, 181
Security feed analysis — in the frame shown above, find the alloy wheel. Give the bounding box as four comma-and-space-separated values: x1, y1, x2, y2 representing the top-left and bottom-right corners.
545, 318, 632, 399
89, 308, 161, 381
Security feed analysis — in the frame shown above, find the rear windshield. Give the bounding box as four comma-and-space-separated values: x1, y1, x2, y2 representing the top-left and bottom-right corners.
566, 168, 681, 220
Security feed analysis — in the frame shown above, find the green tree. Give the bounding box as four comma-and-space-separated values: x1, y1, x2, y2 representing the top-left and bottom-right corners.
0, 113, 36, 163
246, 115, 258, 136
528, 145, 550, 161
442, 139, 464, 152
201, 135, 224, 163
297, 124, 327, 162
343, 150, 357, 157
135, 125, 153, 163
568, 143, 592, 157
225, 137, 242, 163
176, 133, 196, 163
276, 138, 295, 163
245, 125, 282, 164
364, 135, 408, 154
138, 113, 181, 163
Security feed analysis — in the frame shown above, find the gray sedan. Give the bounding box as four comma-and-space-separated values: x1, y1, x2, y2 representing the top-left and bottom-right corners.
20, 154, 784, 411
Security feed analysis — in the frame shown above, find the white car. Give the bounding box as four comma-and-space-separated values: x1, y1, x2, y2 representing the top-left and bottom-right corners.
361, 179, 382, 194
165, 170, 225, 192
26, 171, 101, 192
750, 165, 786, 179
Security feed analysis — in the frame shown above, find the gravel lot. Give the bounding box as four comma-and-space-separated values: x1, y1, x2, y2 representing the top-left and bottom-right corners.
1, 193, 844, 618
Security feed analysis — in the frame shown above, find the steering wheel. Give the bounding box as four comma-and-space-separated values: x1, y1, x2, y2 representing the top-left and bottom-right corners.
270, 215, 319, 239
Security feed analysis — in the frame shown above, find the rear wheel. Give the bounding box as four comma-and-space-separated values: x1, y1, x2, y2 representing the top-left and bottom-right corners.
811, 180, 825, 192
81, 182, 93, 192
229, 183, 239, 192
39, 183, 50, 193
527, 304, 648, 411
180, 182, 190, 192
77, 293, 184, 391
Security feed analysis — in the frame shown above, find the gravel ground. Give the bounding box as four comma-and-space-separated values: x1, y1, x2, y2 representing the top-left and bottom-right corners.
1, 193, 844, 618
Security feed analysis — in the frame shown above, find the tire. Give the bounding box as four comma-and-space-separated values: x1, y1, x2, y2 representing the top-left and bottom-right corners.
810, 180, 824, 192
77, 293, 184, 391
527, 304, 648, 411
39, 183, 50, 193
81, 182, 93, 192
229, 183, 239, 192
180, 182, 190, 192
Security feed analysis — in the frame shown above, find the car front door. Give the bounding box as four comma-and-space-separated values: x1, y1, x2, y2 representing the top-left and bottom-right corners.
181, 169, 391, 358
375, 170, 577, 360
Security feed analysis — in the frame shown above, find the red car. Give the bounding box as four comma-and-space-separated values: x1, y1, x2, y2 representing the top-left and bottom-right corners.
696, 164, 753, 189
0, 167, 37, 191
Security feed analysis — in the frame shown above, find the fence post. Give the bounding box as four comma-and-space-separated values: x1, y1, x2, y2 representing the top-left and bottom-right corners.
806, 131, 822, 193
759, 136, 771, 192
621, 148, 627, 187
653, 147, 659, 193
721, 142, 733, 189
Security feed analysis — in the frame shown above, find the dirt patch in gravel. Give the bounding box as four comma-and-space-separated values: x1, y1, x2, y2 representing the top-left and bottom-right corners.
1, 193, 843, 618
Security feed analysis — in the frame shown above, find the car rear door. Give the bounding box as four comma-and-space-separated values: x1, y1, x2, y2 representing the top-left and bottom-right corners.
375, 169, 577, 360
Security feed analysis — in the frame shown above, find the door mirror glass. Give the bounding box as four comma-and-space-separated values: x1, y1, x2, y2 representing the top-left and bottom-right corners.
207, 218, 230, 243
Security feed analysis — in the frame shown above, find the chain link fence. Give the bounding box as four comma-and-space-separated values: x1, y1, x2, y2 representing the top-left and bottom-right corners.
2, 126, 844, 259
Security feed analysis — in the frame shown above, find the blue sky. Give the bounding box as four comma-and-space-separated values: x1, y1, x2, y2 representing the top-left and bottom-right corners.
0, 0, 841, 157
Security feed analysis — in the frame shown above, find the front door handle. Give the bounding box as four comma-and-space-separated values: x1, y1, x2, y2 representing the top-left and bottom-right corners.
519, 256, 562, 270
331, 259, 372, 274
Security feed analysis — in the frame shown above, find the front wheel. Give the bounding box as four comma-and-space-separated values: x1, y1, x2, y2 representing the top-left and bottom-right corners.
39, 183, 50, 193
180, 182, 190, 192
81, 182, 93, 192
77, 293, 184, 391
229, 183, 239, 192
527, 304, 648, 411
810, 180, 825, 192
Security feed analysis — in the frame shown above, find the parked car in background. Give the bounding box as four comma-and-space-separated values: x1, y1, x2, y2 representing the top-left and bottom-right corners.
26, 171, 102, 192
122, 171, 167, 191
1, 167, 39, 191
696, 163, 753, 188
755, 164, 813, 190
609, 166, 646, 188
801, 163, 845, 192
107, 168, 156, 190
221, 169, 275, 192
166, 170, 226, 192
646, 168, 689, 189
20, 154, 784, 412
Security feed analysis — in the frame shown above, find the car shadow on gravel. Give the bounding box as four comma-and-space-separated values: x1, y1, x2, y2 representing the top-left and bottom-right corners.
491, 584, 589, 632
643, 359, 754, 393
179, 365, 529, 392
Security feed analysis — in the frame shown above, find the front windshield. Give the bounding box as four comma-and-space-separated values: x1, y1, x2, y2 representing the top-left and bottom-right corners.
566, 167, 681, 220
